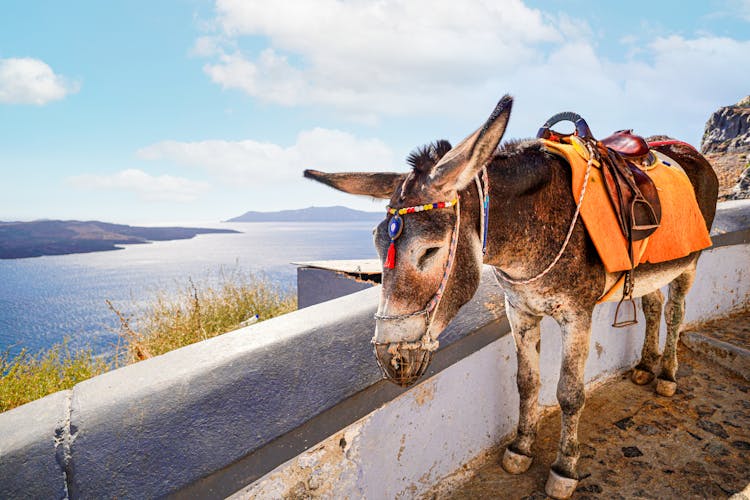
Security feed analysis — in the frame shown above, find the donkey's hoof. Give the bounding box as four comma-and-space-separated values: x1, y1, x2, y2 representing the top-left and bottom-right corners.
545, 469, 578, 499
501, 448, 533, 474
631, 368, 655, 385
656, 378, 677, 397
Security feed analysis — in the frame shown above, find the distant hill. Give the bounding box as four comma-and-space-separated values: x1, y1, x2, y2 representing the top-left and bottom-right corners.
227, 206, 383, 222
0, 220, 239, 259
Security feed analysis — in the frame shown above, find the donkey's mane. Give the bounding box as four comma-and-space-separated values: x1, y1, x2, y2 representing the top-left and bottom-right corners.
406, 139, 453, 173
404, 138, 542, 178
497, 138, 539, 156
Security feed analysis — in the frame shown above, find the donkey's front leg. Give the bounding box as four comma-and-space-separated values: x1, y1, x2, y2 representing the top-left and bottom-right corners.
546, 310, 593, 499
502, 298, 542, 475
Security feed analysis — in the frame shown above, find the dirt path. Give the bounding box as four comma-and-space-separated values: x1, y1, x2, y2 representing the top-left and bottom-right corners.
448, 313, 750, 499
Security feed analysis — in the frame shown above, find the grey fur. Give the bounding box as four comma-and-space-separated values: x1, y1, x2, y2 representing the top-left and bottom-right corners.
304, 97, 718, 495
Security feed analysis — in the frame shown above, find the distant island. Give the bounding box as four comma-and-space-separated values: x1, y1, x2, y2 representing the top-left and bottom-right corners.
0, 220, 239, 259
227, 205, 383, 222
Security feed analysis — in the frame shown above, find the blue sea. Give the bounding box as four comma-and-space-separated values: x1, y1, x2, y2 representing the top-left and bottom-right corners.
0, 222, 378, 357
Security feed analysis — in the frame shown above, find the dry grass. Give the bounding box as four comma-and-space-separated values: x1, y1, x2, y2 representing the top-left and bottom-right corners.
0, 342, 107, 412
0, 271, 296, 412
704, 151, 749, 198
112, 271, 296, 363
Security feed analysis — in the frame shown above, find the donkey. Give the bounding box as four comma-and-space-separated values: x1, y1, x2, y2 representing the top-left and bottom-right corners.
304, 95, 718, 498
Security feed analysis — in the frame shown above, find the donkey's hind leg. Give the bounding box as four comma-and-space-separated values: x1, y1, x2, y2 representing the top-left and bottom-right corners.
631, 289, 664, 385
502, 298, 542, 475
656, 267, 696, 396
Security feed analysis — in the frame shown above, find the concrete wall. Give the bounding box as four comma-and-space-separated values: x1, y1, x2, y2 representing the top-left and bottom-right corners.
238, 237, 750, 499
1, 201, 748, 499
297, 267, 374, 308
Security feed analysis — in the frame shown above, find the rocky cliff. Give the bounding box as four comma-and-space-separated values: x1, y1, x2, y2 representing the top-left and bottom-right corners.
701, 96, 750, 200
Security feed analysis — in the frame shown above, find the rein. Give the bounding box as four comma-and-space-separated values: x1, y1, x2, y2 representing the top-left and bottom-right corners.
495, 141, 596, 285
372, 168, 488, 353
496, 139, 689, 286
371, 137, 689, 358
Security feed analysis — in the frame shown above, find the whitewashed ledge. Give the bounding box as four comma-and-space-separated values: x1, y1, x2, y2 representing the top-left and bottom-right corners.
1, 201, 749, 499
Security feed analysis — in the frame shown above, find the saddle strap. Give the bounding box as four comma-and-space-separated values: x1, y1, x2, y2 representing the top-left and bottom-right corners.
596, 143, 661, 328
600, 147, 661, 242
600, 149, 631, 237
628, 163, 662, 239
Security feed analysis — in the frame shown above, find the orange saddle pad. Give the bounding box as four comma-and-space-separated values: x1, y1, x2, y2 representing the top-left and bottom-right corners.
541, 138, 712, 273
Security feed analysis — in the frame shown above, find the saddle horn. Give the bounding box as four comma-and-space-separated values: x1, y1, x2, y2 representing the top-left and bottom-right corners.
537, 111, 593, 140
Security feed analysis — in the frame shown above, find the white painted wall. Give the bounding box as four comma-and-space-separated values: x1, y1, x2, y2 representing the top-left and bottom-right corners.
236, 242, 750, 499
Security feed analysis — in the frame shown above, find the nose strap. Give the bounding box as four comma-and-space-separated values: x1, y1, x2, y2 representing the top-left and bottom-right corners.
373, 168, 488, 351
373, 196, 462, 352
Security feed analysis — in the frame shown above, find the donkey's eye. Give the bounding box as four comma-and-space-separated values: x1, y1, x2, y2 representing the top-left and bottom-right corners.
418, 247, 441, 269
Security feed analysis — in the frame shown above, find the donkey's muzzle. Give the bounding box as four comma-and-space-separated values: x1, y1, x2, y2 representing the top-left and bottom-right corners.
374, 343, 433, 388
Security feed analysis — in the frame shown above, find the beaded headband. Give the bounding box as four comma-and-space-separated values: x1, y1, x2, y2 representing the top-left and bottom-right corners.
387, 199, 458, 216
383, 198, 458, 269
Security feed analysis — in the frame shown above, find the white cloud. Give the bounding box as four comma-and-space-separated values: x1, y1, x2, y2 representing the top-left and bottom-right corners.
703, 0, 750, 22
215, 0, 559, 57
604, 35, 750, 141
733, 0, 750, 21
201, 0, 562, 116
191, 35, 233, 57
204, 49, 307, 107
197, 0, 750, 138
0, 58, 79, 105
497, 34, 750, 146
137, 127, 396, 185
68, 169, 210, 203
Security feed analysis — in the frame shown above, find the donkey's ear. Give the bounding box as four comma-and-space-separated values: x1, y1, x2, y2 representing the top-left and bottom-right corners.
304, 169, 406, 199
430, 95, 513, 190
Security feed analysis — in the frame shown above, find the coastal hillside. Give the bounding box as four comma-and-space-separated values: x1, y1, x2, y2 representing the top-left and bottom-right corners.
227, 205, 383, 222
0, 220, 238, 259
701, 96, 750, 199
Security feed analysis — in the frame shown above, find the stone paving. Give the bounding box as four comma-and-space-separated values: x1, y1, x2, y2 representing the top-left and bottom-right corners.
688, 309, 750, 352
447, 311, 750, 499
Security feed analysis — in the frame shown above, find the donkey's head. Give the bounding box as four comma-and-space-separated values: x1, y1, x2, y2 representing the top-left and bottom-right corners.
305, 96, 512, 386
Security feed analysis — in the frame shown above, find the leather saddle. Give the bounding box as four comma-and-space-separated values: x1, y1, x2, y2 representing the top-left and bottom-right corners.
538, 114, 663, 327
538, 119, 662, 244
599, 134, 661, 242
600, 129, 649, 157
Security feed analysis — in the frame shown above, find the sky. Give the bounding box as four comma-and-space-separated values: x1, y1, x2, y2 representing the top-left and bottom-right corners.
1, 0, 749, 224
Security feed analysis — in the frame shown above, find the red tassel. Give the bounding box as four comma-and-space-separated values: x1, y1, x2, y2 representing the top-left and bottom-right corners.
385, 241, 396, 269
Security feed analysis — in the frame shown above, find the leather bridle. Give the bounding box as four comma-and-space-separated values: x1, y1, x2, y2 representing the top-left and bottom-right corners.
372, 167, 489, 353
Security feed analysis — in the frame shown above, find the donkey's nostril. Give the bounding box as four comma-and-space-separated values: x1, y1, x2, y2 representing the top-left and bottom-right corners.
374, 343, 433, 388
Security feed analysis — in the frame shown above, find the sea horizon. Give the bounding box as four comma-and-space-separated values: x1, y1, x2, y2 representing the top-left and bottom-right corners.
0, 220, 379, 358
0, 203, 387, 227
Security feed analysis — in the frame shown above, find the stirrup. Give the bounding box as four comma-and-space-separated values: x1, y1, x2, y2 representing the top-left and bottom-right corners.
613, 297, 638, 327
630, 194, 661, 233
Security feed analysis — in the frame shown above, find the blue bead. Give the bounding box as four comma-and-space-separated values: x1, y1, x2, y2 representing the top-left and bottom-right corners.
388, 215, 403, 239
